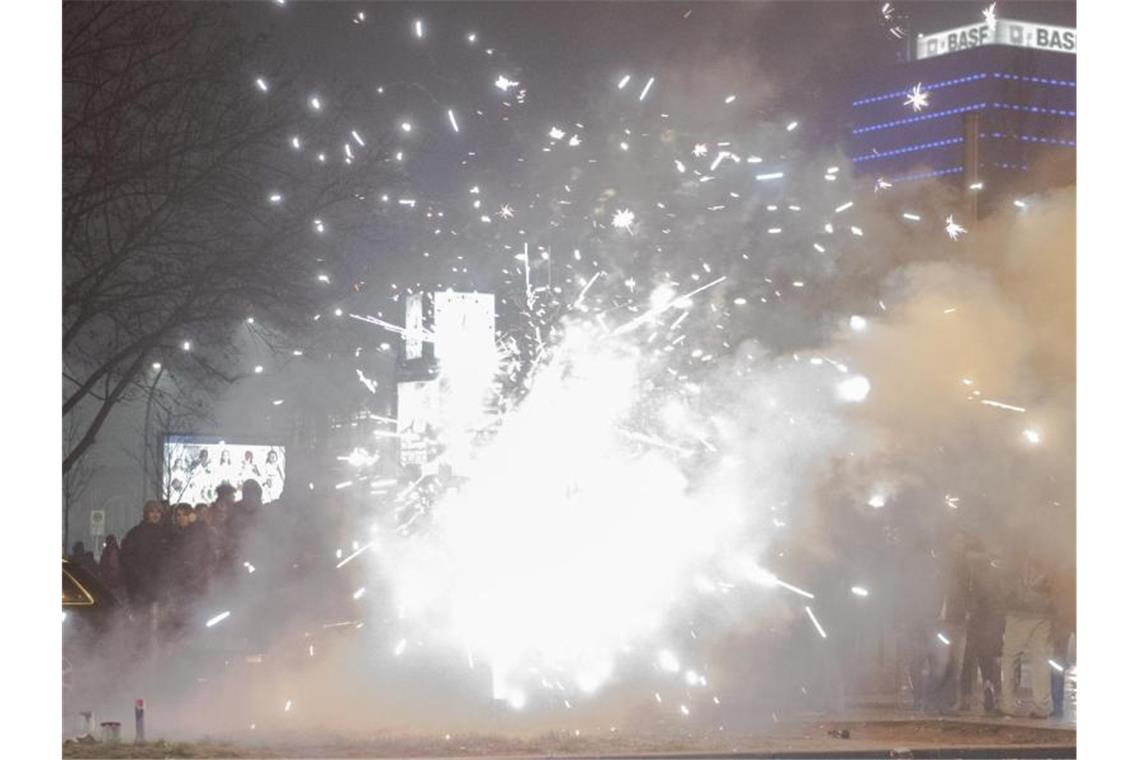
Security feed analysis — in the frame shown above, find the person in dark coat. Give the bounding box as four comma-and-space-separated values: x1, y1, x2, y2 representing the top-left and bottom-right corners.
161, 504, 211, 635
119, 501, 169, 615
227, 479, 263, 554
960, 537, 1006, 714
69, 541, 99, 578
211, 483, 239, 579
98, 534, 124, 596
165, 504, 210, 597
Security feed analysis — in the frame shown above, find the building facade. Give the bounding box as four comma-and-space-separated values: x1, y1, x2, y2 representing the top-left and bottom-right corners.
847, 17, 1075, 213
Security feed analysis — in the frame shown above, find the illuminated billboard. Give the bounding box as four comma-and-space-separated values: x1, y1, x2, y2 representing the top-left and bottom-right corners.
916, 19, 1076, 60
162, 434, 286, 504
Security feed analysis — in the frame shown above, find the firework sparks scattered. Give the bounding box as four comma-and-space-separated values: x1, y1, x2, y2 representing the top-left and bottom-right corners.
205, 611, 231, 628
804, 607, 827, 639
904, 83, 929, 112
111, 1, 1075, 721
494, 74, 519, 92
638, 76, 656, 101
945, 215, 967, 240
612, 208, 636, 232
981, 399, 1027, 413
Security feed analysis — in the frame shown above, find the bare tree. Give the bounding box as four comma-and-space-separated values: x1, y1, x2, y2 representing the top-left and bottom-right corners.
63, 413, 96, 552
63, 2, 399, 474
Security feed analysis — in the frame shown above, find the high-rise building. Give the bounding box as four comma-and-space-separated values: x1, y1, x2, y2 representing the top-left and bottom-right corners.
846, 16, 1075, 215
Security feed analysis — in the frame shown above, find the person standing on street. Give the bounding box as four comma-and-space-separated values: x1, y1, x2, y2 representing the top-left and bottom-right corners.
161, 504, 211, 636
927, 531, 971, 713
1000, 551, 1055, 718
98, 534, 124, 598
960, 537, 1005, 714
120, 501, 169, 649
69, 541, 99, 578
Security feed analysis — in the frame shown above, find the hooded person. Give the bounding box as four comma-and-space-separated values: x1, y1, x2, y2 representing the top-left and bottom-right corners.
119, 501, 169, 615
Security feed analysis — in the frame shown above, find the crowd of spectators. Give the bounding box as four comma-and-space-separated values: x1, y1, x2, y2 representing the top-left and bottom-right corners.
903, 532, 1075, 720
69, 480, 265, 639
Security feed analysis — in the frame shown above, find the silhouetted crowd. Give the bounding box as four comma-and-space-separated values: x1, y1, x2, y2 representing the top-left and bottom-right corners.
67, 482, 1074, 722
70, 480, 265, 639
900, 532, 1075, 720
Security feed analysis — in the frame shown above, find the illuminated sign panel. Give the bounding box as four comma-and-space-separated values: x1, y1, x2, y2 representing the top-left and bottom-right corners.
916, 19, 1076, 60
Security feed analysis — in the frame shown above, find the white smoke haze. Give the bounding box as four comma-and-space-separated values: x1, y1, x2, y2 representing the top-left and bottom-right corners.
63, 4, 1075, 746
66, 183, 1075, 747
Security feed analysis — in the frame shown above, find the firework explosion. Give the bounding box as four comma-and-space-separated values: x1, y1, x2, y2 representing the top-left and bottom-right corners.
66, 1, 1075, 737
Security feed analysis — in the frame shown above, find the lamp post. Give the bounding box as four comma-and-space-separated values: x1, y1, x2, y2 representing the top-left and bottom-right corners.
141, 363, 165, 503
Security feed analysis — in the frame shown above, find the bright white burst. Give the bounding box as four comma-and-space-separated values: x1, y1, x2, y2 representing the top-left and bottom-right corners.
568, 134, 581, 147
983, 3, 998, 26
692, 143, 708, 157
494, 74, 519, 92
904, 83, 929, 112
837, 375, 871, 403
612, 208, 636, 232
945, 215, 967, 240
549, 126, 565, 140
875, 177, 893, 192
497, 205, 514, 219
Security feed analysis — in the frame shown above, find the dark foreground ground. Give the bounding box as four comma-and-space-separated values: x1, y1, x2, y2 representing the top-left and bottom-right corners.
61, 713, 1076, 759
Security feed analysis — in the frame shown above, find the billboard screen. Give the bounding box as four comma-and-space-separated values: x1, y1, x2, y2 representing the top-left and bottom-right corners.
397, 379, 441, 471
162, 434, 286, 505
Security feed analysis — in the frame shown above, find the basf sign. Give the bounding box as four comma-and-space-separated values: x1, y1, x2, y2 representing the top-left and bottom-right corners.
916, 19, 1076, 60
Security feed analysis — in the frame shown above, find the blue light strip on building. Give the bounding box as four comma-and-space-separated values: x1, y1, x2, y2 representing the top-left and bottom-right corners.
851, 74, 989, 106
853, 132, 1074, 165
991, 103, 1076, 117
888, 164, 1035, 182
852, 102, 1075, 134
851, 137, 964, 163
992, 73, 1075, 88
852, 72, 1076, 107
851, 103, 988, 134
987, 131, 1076, 147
